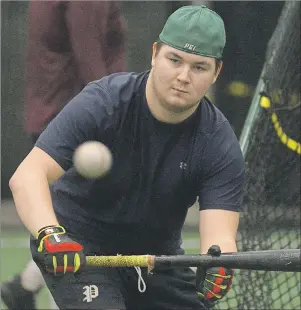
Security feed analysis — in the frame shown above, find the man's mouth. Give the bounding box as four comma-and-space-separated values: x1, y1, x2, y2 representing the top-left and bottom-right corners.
172, 88, 188, 93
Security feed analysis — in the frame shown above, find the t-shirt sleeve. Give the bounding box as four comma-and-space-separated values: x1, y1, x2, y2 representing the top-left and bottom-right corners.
35, 82, 114, 171
198, 121, 245, 212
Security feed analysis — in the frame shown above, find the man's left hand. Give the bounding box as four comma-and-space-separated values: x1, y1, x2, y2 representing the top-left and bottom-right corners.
196, 245, 234, 307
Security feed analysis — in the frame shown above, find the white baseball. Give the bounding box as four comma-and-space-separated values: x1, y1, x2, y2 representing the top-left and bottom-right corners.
73, 141, 113, 179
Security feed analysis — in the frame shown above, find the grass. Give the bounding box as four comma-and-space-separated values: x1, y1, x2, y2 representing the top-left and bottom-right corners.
1, 230, 300, 309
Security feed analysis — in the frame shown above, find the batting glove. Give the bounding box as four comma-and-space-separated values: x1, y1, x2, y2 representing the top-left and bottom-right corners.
196, 245, 234, 308
36, 225, 86, 275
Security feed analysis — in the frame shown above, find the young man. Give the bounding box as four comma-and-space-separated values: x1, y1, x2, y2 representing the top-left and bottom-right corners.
9, 5, 244, 310
1, 1, 126, 309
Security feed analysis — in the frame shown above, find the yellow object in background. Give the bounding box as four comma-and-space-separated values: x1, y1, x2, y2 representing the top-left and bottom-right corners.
227, 81, 253, 98
260, 95, 300, 155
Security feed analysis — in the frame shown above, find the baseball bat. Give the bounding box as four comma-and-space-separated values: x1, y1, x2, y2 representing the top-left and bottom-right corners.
86, 249, 300, 272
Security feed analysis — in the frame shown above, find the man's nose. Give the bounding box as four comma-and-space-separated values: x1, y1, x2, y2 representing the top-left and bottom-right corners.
177, 66, 190, 83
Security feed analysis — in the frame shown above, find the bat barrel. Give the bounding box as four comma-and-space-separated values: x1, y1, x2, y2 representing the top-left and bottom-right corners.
154, 249, 301, 272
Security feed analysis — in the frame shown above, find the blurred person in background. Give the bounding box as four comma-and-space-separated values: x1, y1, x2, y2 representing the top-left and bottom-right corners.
1, 1, 126, 309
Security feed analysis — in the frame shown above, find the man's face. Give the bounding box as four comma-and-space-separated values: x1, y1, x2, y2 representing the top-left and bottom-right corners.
150, 43, 222, 113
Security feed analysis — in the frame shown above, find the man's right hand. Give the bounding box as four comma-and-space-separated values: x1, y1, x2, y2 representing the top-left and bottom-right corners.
36, 225, 86, 275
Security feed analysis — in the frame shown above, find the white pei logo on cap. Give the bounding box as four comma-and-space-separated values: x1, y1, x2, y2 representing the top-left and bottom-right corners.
184, 43, 196, 51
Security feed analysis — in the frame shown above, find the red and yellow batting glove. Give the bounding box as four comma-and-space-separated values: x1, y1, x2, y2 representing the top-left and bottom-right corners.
36, 225, 86, 276
196, 245, 234, 307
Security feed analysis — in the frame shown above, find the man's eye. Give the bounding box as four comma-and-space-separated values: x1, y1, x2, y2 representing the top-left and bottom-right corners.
170, 58, 179, 63
195, 66, 205, 71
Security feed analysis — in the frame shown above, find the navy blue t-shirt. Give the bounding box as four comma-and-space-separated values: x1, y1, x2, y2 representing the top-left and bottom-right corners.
36, 71, 244, 255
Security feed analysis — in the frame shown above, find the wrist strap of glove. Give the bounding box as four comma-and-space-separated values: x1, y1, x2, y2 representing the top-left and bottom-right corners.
36, 225, 65, 242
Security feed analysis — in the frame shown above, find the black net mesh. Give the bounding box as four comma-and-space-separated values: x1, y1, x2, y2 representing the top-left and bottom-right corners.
215, 2, 300, 309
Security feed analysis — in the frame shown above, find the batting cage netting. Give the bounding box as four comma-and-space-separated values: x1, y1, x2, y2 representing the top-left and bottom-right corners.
215, 2, 300, 309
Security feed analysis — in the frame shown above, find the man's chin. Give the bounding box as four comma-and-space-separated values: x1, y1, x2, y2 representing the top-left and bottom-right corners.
164, 99, 196, 113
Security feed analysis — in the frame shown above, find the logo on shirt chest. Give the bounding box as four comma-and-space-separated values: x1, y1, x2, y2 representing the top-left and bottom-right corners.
180, 162, 188, 170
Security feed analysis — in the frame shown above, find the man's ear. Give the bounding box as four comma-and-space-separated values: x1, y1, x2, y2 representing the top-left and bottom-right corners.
151, 42, 158, 67
212, 61, 223, 84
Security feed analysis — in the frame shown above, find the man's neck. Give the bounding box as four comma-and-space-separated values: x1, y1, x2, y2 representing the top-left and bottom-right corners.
145, 72, 198, 124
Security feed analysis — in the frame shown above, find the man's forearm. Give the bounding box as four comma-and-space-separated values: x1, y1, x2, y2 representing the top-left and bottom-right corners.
199, 209, 240, 254
10, 172, 59, 237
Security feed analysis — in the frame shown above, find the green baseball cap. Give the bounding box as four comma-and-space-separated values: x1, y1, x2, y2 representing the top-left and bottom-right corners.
159, 5, 226, 59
